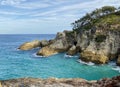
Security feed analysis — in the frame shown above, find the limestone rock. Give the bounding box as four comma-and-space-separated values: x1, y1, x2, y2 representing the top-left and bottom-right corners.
49, 31, 75, 52
117, 55, 120, 66
37, 31, 75, 57
40, 40, 49, 47
67, 45, 77, 55
18, 40, 40, 50
37, 46, 58, 57
80, 51, 109, 64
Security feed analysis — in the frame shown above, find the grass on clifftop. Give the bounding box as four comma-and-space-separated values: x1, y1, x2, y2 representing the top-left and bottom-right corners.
72, 6, 120, 31
95, 13, 120, 29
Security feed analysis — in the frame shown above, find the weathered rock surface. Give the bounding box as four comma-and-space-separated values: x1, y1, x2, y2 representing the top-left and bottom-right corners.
1, 76, 120, 87
80, 51, 109, 64
18, 40, 41, 50
37, 46, 58, 57
96, 75, 120, 87
40, 40, 49, 47
67, 45, 77, 56
117, 55, 120, 66
37, 31, 76, 57
76, 29, 120, 64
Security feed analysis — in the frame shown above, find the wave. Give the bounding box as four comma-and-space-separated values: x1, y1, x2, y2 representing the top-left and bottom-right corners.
108, 61, 120, 73
16, 48, 20, 51
64, 54, 78, 58
77, 59, 95, 66
112, 66, 120, 73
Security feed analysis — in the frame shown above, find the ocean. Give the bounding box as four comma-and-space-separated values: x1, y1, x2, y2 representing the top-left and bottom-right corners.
0, 34, 119, 80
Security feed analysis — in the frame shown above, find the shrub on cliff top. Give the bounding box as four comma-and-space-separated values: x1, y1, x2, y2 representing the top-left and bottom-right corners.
72, 6, 120, 31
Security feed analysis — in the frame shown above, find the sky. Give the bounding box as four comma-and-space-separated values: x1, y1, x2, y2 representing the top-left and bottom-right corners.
0, 0, 120, 34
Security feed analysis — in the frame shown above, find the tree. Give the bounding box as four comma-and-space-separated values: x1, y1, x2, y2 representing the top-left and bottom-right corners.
102, 6, 116, 14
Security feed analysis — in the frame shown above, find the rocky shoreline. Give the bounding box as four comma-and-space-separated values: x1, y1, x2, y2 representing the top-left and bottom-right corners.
18, 29, 120, 65
18, 6, 120, 66
0, 76, 120, 87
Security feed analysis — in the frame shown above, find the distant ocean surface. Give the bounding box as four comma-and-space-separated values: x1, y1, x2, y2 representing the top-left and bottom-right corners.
0, 34, 120, 80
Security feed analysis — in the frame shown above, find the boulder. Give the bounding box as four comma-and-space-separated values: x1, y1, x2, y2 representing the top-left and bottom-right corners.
18, 40, 40, 50
37, 46, 58, 57
40, 40, 49, 47
117, 55, 120, 66
80, 51, 109, 64
67, 45, 77, 55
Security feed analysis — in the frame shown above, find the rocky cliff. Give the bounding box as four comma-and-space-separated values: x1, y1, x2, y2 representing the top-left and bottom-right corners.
19, 6, 120, 65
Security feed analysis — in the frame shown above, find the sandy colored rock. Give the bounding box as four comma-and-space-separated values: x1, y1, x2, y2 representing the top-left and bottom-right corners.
67, 45, 77, 56
18, 40, 41, 50
37, 46, 58, 57
80, 51, 109, 64
0, 82, 2, 87
41, 40, 49, 47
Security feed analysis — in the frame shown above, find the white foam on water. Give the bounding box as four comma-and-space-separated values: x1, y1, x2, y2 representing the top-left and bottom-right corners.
112, 66, 120, 73
108, 61, 120, 73
64, 54, 78, 58
77, 59, 95, 66
16, 48, 21, 51
108, 61, 116, 66
33, 53, 46, 58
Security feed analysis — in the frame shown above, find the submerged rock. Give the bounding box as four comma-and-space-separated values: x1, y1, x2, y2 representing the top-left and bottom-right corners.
18, 40, 41, 50
67, 45, 77, 56
80, 51, 109, 64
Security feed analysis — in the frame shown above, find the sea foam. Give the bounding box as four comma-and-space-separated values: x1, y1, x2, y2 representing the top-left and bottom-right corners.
108, 61, 120, 73
64, 54, 78, 58
33, 53, 46, 58
77, 59, 95, 66
112, 66, 120, 73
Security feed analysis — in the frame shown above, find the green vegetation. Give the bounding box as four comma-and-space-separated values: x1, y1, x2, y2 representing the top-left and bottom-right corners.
72, 6, 120, 31
95, 35, 106, 43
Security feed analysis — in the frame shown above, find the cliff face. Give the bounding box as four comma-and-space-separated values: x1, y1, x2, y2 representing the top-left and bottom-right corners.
76, 29, 120, 64
37, 31, 76, 57
19, 6, 120, 65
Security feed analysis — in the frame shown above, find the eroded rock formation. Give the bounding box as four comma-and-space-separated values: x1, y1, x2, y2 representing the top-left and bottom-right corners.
18, 40, 41, 50
1, 76, 120, 87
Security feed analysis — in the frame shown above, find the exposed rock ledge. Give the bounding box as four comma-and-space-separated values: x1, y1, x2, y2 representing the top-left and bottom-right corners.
0, 76, 120, 87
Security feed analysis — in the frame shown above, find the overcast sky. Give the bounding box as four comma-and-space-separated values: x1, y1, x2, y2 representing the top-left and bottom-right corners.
0, 0, 120, 34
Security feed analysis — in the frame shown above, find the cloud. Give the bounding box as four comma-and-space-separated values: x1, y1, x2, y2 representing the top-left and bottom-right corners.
0, 0, 26, 5
0, 0, 120, 34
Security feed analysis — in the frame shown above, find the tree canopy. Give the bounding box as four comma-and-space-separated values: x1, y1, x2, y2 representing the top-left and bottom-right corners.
72, 6, 119, 31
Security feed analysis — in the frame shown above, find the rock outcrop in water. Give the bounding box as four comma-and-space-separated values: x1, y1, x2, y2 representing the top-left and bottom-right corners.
37, 46, 58, 57
19, 6, 120, 65
18, 40, 41, 50
1, 76, 120, 87
37, 31, 76, 56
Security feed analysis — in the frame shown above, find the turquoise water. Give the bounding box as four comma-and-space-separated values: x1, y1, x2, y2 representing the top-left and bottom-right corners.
0, 34, 119, 80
